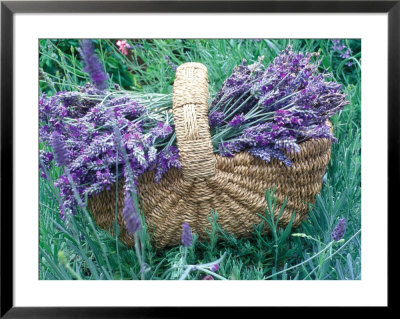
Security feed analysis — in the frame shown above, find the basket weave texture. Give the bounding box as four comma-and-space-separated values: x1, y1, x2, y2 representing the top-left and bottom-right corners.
88, 62, 332, 249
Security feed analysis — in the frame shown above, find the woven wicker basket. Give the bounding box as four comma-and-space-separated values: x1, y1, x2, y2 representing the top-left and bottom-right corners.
88, 62, 332, 249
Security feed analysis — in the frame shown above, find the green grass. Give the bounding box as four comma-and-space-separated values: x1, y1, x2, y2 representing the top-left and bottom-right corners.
39, 38, 361, 280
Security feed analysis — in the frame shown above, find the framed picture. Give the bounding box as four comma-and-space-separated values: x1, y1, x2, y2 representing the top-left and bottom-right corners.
1, 0, 395, 316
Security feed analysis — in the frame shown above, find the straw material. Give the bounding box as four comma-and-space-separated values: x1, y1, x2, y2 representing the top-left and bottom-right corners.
173, 62, 216, 181
88, 62, 332, 249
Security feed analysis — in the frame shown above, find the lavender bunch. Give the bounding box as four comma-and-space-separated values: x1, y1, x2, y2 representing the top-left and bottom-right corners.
39, 84, 177, 218
210, 45, 349, 166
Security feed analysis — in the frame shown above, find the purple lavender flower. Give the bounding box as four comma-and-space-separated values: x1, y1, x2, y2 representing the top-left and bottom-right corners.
164, 55, 177, 71
298, 123, 335, 141
79, 82, 105, 96
209, 111, 225, 128
181, 222, 193, 247
122, 193, 141, 236
51, 132, 69, 166
154, 146, 181, 183
219, 140, 246, 157
202, 275, 214, 280
39, 150, 52, 179
332, 39, 346, 51
228, 114, 245, 128
40, 150, 54, 167
274, 137, 301, 154
79, 40, 108, 90
150, 122, 173, 139
263, 96, 275, 107
248, 146, 293, 167
331, 218, 346, 241
331, 39, 353, 67
210, 263, 219, 272
340, 49, 352, 59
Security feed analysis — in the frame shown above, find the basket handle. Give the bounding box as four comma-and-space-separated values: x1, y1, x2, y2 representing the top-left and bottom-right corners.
172, 62, 216, 181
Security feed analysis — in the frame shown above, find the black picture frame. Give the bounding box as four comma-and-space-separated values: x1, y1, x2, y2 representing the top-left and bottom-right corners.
1, 0, 396, 317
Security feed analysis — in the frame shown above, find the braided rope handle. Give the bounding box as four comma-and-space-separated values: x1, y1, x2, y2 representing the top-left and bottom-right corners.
172, 62, 216, 181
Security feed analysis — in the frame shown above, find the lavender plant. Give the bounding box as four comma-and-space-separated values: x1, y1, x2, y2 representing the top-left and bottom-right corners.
175, 222, 227, 280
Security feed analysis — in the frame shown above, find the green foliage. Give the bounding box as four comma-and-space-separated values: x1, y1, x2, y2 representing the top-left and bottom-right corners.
39, 38, 361, 280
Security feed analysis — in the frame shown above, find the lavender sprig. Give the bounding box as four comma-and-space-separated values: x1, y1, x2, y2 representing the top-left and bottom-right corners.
79, 40, 108, 90
122, 193, 142, 236
181, 222, 193, 247
164, 55, 178, 71
331, 218, 346, 241
51, 132, 69, 167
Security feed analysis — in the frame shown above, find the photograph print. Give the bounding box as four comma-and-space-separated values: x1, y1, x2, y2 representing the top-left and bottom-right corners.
39, 38, 361, 280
